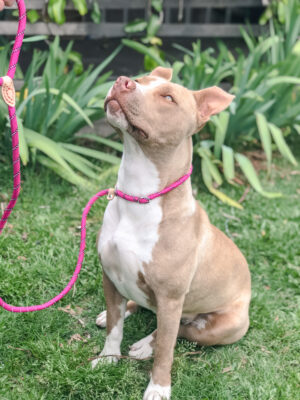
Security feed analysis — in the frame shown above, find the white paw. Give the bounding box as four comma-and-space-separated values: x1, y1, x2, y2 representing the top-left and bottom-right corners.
143, 378, 171, 400
91, 351, 120, 368
96, 310, 107, 328
129, 333, 154, 360
143, 391, 165, 400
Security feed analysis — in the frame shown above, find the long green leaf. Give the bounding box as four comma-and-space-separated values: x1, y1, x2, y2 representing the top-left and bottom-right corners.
48, 0, 66, 24
17, 88, 93, 128
240, 27, 255, 52
57, 145, 101, 180
74, 45, 122, 100
198, 147, 222, 185
37, 155, 89, 187
122, 39, 166, 66
24, 128, 73, 173
72, 0, 88, 15
235, 153, 281, 198
16, 117, 29, 166
61, 143, 121, 165
268, 123, 298, 166
201, 158, 242, 209
265, 76, 300, 86
213, 111, 230, 159
21, 36, 49, 43
222, 145, 235, 182
256, 113, 272, 174
124, 19, 147, 33
210, 187, 243, 209
76, 133, 123, 152
201, 158, 213, 189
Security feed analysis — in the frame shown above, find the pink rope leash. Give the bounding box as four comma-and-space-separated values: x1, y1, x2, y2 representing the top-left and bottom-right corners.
0, 189, 109, 312
0, 0, 193, 313
0, 0, 26, 235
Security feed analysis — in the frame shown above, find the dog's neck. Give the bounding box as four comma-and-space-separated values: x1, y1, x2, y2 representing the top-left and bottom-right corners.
117, 133, 193, 195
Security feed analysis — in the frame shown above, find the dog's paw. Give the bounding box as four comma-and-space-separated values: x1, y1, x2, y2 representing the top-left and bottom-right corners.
91, 351, 120, 369
91, 343, 121, 368
143, 378, 171, 400
96, 310, 107, 328
129, 333, 155, 360
143, 392, 165, 400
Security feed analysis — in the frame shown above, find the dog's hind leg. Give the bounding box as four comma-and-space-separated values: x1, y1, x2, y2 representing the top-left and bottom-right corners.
96, 300, 140, 328
178, 297, 250, 346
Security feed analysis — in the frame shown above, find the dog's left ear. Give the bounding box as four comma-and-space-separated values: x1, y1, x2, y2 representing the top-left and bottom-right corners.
193, 86, 235, 124
150, 66, 173, 81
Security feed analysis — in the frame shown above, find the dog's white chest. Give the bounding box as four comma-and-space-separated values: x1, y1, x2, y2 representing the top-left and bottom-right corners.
98, 200, 161, 309
98, 133, 162, 310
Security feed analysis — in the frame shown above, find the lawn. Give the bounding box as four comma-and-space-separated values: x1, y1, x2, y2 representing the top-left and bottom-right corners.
0, 154, 299, 400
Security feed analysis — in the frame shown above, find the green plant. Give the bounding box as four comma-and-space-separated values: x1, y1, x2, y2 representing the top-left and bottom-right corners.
48, 0, 88, 25
124, 0, 164, 71
172, 40, 235, 89
22, 0, 101, 25
0, 38, 123, 186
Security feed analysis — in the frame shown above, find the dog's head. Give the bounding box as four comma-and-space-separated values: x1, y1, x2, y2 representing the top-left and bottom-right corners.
105, 67, 234, 147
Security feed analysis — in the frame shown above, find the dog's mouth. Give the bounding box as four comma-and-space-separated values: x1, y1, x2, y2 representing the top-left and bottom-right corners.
105, 97, 148, 139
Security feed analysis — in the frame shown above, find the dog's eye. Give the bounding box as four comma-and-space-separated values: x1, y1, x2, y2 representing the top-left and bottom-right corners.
163, 95, 173, 102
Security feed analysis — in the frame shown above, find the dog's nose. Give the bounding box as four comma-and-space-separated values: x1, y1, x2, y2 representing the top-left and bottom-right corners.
114, 76, 136, 92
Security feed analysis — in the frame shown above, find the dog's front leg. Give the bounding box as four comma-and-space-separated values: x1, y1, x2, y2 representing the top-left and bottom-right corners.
143, 296, 184, 400
92, 271, 126, 367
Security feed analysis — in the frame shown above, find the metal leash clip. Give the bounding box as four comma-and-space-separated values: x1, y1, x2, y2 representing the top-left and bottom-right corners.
107, 188, 115, 201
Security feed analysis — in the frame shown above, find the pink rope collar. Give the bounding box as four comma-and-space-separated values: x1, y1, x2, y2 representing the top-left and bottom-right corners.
112, 166, 193, 204
0, 1, 193, 313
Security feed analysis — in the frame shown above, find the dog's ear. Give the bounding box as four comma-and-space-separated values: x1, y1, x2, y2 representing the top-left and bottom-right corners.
193, 86, 235, 123
150, 67, 173, 81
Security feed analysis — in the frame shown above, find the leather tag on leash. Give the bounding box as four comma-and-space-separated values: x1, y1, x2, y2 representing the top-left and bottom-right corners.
1, 76, 16, 107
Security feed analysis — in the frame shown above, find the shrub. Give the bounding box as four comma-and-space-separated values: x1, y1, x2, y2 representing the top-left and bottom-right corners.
0, 37, 123, 186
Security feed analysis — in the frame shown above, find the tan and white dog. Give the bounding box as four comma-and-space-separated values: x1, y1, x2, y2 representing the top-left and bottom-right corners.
92, 67, 251, 400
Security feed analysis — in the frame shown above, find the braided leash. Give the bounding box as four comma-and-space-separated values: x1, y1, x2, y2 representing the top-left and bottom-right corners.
0, 0, 193, 313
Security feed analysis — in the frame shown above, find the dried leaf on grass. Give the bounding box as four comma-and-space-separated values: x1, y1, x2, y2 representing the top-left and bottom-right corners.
68, 333, 88, 345
222, 366, 233, 373
21, 232, 28, 241
238, 186, 251, 204
58, 304, 83, 315
58, 304, 85, 326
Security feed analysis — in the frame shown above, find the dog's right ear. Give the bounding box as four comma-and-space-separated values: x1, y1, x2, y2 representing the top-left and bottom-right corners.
150, 67, 173, 81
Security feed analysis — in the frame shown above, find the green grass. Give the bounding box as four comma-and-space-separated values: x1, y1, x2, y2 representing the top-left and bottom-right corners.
0, 156, 299, 400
